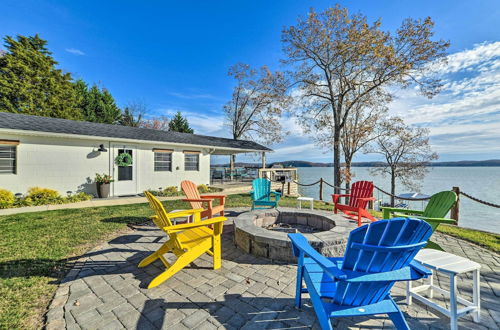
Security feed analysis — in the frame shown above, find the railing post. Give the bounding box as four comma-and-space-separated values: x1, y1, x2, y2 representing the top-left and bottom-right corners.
451, 186, 460, 224
287, 182, 291, 195
319, 178, 323, 201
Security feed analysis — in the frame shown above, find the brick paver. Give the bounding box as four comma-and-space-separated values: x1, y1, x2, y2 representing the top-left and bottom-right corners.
47, 209, 500, 329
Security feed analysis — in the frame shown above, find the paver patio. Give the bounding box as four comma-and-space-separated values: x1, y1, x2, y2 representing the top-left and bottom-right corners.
47, 209, 500, 329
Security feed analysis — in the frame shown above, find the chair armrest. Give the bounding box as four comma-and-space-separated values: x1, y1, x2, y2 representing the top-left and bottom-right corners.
381, 207, 424, 219
168, 208, 204, 219
332, 194, 350, 204
199, 196, 216, 200
182, 198, 209, 203
270, 191, 281, 201
201, 194, 226, 199
343, 262, 432, 283
411, 216, 456, 225
288, 233, 347, 280
164, 216, 227, 233
358, 197, 376, 202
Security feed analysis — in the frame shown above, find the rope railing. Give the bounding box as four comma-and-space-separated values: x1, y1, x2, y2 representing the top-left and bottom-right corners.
266, 177, 500, 214
373, 186, 431, 201
460, 191, 500, 209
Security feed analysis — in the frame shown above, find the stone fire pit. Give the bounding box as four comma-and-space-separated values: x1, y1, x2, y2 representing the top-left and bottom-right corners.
234, 207, 357, 262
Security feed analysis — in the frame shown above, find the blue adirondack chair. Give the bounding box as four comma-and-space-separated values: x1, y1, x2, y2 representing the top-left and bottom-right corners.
288, 218, 433, 330
250, 178, 281, 210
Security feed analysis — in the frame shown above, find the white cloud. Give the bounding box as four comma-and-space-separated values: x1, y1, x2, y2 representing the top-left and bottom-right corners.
65, 48, 85, 56
387, 41, 500, 158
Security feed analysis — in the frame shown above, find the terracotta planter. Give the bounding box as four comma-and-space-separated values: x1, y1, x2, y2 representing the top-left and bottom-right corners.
97, 183, 111, 198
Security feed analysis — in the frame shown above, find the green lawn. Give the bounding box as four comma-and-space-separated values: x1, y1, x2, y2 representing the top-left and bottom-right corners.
0, 194, 496, 329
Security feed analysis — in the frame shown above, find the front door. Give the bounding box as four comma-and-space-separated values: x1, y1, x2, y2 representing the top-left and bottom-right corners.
113, 145, 137, 196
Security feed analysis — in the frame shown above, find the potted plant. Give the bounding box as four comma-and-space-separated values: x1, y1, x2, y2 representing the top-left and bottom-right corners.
95, 173, 114, 198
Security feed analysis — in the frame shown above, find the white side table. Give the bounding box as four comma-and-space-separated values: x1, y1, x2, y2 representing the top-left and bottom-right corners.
297, 197, 314, 210
406, 249, 481, 330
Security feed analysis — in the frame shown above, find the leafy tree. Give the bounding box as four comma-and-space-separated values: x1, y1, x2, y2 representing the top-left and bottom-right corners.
0, 34, 82, 119
168, 111, 194, 133
76, 83, 121, 124
365, 117, 438, 206
224, 63, 289, 173
281, 5, 449, 192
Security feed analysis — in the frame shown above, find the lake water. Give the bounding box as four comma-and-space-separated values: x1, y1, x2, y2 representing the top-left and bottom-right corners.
297, 167, 500, 234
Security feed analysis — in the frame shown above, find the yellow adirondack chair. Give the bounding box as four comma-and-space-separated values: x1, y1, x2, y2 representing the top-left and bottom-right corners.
139, 191, 227, 288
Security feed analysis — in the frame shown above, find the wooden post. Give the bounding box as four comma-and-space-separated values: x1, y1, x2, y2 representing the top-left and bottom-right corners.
287, 182, 291, 195
319, 178, 323, 201
261, 152, 266, 169
451, 186, 460, 224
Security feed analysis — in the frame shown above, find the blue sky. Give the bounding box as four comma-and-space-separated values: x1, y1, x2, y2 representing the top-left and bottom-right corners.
2, 0, 500, 163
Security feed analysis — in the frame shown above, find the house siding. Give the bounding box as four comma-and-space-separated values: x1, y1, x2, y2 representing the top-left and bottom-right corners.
0, 133, 210, 197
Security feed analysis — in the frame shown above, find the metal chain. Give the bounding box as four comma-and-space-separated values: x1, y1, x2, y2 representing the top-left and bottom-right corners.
460, 191, 500, 209
292, 180, 321, 187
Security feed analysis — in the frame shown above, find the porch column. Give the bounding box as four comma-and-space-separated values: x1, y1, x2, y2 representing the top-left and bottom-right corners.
261, 152, 266, 169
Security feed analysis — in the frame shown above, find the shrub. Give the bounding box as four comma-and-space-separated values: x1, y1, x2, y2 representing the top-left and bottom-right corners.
26, 187, 62, 205
164, 186, 178, 195
66, 192, 93, 203
0, 189, 15, 208
197, 184, 209, 193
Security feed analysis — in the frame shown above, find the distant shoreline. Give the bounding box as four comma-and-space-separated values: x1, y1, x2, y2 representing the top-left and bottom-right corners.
212, 159, 500, 168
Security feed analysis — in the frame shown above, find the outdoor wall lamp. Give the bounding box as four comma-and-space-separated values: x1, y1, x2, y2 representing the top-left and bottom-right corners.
98, 144, 108, 152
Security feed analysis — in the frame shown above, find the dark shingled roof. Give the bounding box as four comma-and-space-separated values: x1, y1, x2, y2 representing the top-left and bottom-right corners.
0, 112, 272, 151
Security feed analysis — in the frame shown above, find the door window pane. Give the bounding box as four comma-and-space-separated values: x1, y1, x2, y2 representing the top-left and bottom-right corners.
117, 149, 133, 181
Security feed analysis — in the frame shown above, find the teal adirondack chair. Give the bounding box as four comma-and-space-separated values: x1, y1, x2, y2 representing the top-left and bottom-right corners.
381, 191, 457, 250
289, 218, 433, 330
250, 178, 281, 210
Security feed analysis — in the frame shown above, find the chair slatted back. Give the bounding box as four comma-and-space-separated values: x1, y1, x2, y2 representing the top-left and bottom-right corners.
144, 191, 183, 250
332, 218, 432, 306
252, 178, 271, 201
348, 181, 374, 208
181, 180, 202, 209
423, 191, 457, 219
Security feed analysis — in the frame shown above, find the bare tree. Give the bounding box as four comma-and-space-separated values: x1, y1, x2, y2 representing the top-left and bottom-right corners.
120, 101, 146, 127
314, 97, 388, 191
365, 117, 438, 206
140, 115, 169, 131
224, 63, 289, 173
281, 5, 449, 192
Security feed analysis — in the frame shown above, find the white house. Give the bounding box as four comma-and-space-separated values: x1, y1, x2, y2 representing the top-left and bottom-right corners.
0, 112, 270, 197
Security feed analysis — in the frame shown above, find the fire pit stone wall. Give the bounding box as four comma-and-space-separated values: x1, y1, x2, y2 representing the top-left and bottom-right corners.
234, 207, 357, 262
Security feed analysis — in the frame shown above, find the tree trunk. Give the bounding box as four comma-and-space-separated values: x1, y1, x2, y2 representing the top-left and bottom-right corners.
333, 129, 341, 194
230, 154, 236, 181
390, 169, 396, 206
345, 161, 351, 204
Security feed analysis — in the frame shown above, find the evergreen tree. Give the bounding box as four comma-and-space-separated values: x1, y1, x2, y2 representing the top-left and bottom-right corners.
75, 81, 122, 124
0, 34, 82, 119
168, 111, 194, 133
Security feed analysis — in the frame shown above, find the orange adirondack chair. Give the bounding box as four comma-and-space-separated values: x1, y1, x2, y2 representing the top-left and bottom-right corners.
181, 180, 225, 219
332, 180, 376, 227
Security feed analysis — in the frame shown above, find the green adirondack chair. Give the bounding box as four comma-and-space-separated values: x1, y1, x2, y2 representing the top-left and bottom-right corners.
381, 191, 457, 250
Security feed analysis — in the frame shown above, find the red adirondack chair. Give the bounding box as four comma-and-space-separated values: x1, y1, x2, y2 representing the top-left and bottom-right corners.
332, 180, 376, 227
181, 180, 225, 219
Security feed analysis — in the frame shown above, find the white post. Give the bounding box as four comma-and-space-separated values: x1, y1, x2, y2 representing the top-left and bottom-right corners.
261, 152, 266, 169
406, 281, 412, 305
450, 275, 458, 330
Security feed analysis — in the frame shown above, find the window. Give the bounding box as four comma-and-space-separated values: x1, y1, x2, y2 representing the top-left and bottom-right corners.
184, 152, 199, 171
154, 151, 172, 172
0, 141, 17, 174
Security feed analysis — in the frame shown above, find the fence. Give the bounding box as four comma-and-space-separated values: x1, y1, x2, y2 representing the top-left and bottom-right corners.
290, 178, 500, 225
